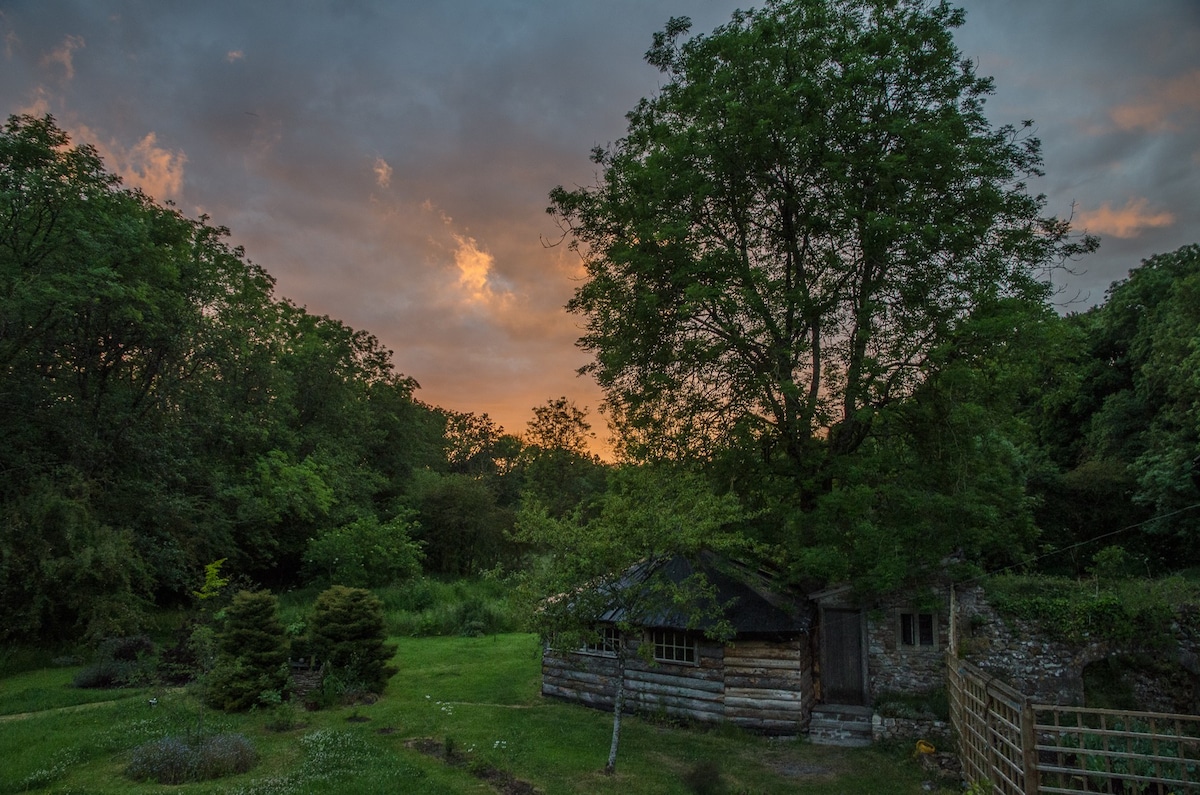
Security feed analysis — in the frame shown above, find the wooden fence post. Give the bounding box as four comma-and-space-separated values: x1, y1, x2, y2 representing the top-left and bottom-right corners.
1021, 700, 1039, 794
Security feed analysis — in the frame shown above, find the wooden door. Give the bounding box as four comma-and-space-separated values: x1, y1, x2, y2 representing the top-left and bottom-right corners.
822, 608, 865, 705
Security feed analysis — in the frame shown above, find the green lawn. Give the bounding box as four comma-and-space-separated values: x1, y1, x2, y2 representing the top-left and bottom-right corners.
0, 634, 954, 794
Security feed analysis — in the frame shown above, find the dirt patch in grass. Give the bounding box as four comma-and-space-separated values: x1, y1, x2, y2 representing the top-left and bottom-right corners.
406, 737, 540, 794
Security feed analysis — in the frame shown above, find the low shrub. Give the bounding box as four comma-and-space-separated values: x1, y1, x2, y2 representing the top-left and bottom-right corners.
72, 635, 157, 688
125, 733, 257, 784
72, 659, 142, 689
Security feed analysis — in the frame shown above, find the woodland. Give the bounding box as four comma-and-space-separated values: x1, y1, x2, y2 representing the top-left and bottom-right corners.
2, 0, 1198, 660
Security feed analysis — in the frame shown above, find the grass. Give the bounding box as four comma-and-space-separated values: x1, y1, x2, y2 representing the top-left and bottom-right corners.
0, 665, 152, 716
0, 632, 953, 794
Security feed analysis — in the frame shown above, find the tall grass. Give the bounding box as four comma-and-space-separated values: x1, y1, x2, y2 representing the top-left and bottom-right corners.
277, 575, 521, 640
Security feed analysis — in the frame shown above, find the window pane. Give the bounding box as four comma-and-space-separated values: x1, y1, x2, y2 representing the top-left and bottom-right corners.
652, 629, 695, 663
918, 613, 934, 646
900, 613, 915, 647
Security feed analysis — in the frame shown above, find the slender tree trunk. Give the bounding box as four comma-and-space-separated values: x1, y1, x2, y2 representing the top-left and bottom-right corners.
605, 658, 627, 774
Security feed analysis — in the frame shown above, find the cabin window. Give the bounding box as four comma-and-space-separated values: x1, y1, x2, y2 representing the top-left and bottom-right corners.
898, 611, 936, 650
581, 626, 620, 656
650, 629, 696, 664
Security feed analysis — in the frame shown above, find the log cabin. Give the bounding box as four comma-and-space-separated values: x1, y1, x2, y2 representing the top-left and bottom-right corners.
540, 552, 816, 734
541, 552, 955, 742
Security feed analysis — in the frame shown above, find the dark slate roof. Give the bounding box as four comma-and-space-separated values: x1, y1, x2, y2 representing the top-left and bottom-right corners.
598, 551, 812, 638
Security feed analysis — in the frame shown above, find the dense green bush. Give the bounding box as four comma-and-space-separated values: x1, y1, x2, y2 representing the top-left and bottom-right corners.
983, 574, 1200, 647
125, 733, 257, 784
302, 512, 424, 588
206, 590, 290, 711
310, 586, 396, 695
72, 635, 157, 689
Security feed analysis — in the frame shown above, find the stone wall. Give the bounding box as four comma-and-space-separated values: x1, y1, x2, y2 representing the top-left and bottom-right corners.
951, 585, 1200, 710
951, 585, 1090, 705
865, 586, 950, 701
871, 714, 950, 743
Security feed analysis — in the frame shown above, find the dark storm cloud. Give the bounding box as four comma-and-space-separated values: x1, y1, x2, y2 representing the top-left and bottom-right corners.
2, 1, 1196, 444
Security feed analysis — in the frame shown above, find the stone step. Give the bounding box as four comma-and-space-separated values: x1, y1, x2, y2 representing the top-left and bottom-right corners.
811, 710, 868, 730
809, 704, 873, 747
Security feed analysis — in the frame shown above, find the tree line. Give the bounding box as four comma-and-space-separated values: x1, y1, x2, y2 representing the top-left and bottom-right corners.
0, 114, 603, 644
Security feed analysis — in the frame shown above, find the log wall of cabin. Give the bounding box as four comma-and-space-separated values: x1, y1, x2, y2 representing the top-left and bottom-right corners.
541, 635, 812, 735
723, 638, 812, 733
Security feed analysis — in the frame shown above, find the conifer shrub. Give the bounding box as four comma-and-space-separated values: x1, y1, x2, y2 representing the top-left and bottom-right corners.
310, 585, 397, 697
206, 589, 290, 711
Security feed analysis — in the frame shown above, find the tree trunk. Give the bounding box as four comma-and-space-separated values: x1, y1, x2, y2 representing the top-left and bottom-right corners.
605, 658, 627, 774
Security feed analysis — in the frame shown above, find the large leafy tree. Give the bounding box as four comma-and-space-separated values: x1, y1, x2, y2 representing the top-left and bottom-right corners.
521, 396, 607, 518
551, 0, 1094, 495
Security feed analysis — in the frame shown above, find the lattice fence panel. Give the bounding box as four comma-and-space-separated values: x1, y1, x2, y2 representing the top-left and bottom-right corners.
1032, 705, 1200, 795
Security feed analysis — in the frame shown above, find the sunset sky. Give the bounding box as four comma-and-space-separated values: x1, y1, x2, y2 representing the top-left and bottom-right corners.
2, 1, 1197, 447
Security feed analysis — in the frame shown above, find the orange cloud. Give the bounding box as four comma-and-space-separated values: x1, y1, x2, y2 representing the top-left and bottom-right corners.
373, 157, 393, 189
41, 34, 84, 81
452, 232, 512, 307
226, 50, 244, 63
75, 125, 187, 201
1110, 69, 1200, 133
1076, 198, 1175, 239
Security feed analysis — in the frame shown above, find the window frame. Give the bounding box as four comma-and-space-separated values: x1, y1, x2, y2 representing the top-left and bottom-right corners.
649, 628, 697, 665
897, 610, 938, 651
579, 626, 621, 657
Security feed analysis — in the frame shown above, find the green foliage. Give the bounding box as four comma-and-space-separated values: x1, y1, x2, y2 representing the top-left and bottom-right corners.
983, 574, 1200, 647
207, 590, 290, 711
408, 470, 517, 576
373, 576, 520, 638
309, 586, 397, 695
302, 512, 423, 588
552, 0, 1093, 490
0, 114, 447, 643
1032, 244, 1200, 573
194, 559, 231, 601
520, 397, 608, 520
515, 465, 748, 650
